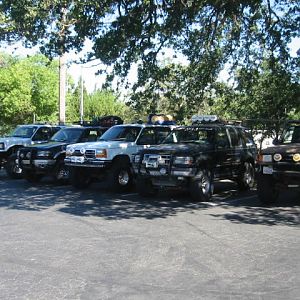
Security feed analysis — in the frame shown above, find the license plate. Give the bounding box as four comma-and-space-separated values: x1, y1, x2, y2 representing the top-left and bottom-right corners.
263, 166, 273, 175
22, 160, 30, 165
71, 156, 85, 163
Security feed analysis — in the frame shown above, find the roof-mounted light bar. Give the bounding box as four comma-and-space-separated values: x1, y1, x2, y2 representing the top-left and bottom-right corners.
192, 115, 218, 123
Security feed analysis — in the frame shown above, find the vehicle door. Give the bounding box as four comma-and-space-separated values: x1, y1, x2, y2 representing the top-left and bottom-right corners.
214, 127, 232, 178
32, 127, 53, 143
227, 127, 244, 176
136, 128, 157, 151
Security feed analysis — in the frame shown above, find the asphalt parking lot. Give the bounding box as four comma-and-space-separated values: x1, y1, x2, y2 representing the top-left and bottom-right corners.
0, 169, 299, 300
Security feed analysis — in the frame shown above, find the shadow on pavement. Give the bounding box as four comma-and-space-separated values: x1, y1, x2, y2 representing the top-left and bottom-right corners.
0, 171, 299, 226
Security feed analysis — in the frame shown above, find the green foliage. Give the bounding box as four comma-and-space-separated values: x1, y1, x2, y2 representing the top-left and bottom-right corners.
84, 89, 131, 123
0, 53, 59, 127
0, 0, 299, 124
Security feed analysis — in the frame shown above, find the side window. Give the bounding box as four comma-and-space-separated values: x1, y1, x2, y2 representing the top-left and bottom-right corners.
80, 129, 98, 142
32, 127, 51, 141
137, 128, 156, 145
155, 128, 171, 143
227, 127, 242, 148
216, 128, 230, 149
87, 130, 98, 142
52, 127, 61, 135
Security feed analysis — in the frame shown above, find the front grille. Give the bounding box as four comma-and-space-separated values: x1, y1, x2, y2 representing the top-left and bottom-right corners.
73, 150, 82, 156
85, 149, 95, 159
143, 154, 171, 166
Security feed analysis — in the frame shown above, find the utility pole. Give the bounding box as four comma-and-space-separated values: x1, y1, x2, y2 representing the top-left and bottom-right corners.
58, 6, 67, 125
59, 53, 66, 125
80, 66, 84, 124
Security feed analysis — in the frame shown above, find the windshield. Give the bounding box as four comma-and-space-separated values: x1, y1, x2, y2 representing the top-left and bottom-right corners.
10, 126, 37, 138
99, 126, 141, 142
50, 128, 83, 143
163, 127, 215, 146
281, 126, 300, 144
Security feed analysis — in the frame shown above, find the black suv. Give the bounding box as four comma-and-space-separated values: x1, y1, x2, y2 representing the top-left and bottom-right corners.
132, 116, 257, 201
257, 121, 300, 204
18, 126, 109, 183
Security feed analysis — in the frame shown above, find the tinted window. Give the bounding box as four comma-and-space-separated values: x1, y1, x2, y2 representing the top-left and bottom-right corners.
216, 128, 230, 149
32, 127, 52, 141
50, 128, 84, 143
99, 126, 141, 142
11, 126, 37, 138
227, 127, 243, 147
163, 127, 214, 147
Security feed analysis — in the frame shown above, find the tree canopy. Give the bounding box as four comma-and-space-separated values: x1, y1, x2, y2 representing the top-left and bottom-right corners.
0, 0, 299, 123
0, 53, 59, 127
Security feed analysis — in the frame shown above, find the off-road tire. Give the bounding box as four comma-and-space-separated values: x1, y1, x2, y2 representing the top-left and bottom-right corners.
257, 174, 278, 205
5, 154, 23, 179
189, 169, 214, 202
237, 161, 255, 191
54, 161, 69, 185
108, 161, 133, 192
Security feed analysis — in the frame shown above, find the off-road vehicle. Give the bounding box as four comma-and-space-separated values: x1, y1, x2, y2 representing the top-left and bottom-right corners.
132, 115, 257, 201
257, 120, 300, 204
0, 124, 61, 178
65, 121, 175, 191
18, 116, 122, 183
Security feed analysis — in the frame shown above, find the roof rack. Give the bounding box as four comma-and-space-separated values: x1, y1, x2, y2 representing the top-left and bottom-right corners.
73, 116, 123, 127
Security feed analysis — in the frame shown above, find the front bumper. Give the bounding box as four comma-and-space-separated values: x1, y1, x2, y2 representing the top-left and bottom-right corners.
259, 163, 300, 188
20, 159, 56, 171
133, 163, 197, 187
64, 157, 112, 169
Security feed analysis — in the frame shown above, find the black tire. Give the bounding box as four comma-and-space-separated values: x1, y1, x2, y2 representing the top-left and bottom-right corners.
237, 161, 255, 191
189, 169, 214, 202
70, 167, 91, 189
53, 161, 69, 184
108, 161, 133, 192
257, 174, 278, 205
23, 170, 42, 183
136, 177, 158, 197
5, 154, 23, 179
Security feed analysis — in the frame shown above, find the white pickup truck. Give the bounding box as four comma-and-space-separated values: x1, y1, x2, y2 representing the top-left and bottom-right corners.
64, 123, 175, 191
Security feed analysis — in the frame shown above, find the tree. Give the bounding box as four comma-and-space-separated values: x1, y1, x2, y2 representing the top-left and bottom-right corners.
84, 89, 131, 123
0, 53, 59, 127
1, 1, 299, 115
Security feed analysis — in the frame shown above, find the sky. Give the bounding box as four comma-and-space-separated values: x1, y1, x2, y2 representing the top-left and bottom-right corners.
1, 37, 299, 94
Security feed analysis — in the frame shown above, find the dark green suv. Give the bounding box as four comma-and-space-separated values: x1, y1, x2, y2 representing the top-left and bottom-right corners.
132, 116, 257, 201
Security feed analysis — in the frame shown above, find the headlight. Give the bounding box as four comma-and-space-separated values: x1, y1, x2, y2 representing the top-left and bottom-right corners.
133, 154, 141, 163
95, 149, 107, 158
273, 153, 282, 162
66, 147, 75, 157
0, 142, 4, 150
37, 151, 52, 158
293, 153, 300, 162
174, 156, 194, 165
26, 152, 31, 159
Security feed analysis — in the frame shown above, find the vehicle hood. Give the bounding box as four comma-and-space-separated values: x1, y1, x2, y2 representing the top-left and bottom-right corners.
0, 137, 32, 150
261, 143, 300, 154
68, 140, 135, 150
23, 141, 68, 151
140, 143, 211, 156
